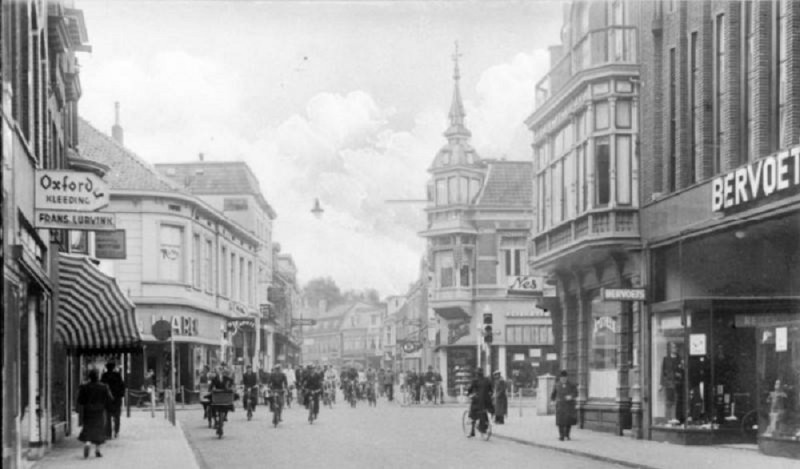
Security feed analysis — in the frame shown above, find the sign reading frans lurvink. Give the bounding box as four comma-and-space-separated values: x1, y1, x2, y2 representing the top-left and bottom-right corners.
35, 211, 117, 231
711, 144, 800, 212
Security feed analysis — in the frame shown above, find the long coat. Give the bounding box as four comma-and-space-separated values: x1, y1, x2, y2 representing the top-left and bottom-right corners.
550, 379, 578, 427
78, 381, 113, 444
493, 378, 508, 418
467, 376, 494, 420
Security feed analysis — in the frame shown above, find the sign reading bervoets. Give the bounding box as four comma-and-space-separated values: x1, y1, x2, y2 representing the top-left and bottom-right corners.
602, 288, 646, 301
35, 170, 110, 211
711, 144, 800, 212
35, 210, 117, 231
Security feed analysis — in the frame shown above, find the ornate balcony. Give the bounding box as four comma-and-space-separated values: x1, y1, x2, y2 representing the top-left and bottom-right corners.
531, 208, 641, 269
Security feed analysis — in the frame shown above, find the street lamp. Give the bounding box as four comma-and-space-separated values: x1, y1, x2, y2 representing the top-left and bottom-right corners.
311, 198, 324, 218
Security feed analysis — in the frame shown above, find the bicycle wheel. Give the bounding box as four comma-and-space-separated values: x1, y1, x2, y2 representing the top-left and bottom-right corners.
741, 410, 759, 439
481, 417, 492, 441
462, 410, 470, 436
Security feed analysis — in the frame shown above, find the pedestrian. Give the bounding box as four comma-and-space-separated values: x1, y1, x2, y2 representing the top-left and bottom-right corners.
101, 360, 126, 438
492, 370, 507, 424
383, 368, 394, 402
77, 368, 113, 458
550, 370, 578, 441
466, 368, 493, 438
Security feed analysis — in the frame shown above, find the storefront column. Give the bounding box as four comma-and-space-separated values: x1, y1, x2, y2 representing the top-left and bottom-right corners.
497, 345, 507, 377
571, 271, 589, 407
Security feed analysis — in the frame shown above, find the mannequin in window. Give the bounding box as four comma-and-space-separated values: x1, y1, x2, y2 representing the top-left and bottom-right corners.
765, 379, 787, 436
660, 341, 684, 424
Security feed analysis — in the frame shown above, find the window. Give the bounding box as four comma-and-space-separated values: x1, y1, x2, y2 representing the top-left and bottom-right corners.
192, 233, 201, 288
230, 252, 237, 300
578, 143, 588, 212
713, 14, 726, 174
589, 295, 619, 399
564, 152, 576, 219
595, 137, 611, 206
436, 179, 446, 206
616, 100, 632, 128
595, 101, 610, 130
448, 177, 458, 205
552, 160, 563, 223
204, 239, 213, 292
459, 177, 469, 204
221, 247, 228, 297
469, 178, 481, 202
435, 251, 454, 288
775, 0, 788, 150
224, 198, 248, 211
616, 136, 632, 204
69, 231, 88, 254
239, 257, 245, 302
669, 47, 677, 192
500, 237, 526, 282
538, 173, 548, 230
159, 225, 184, 282
247, 261, 254, 304
506, 325, 554, 345
689, 32, 699, 182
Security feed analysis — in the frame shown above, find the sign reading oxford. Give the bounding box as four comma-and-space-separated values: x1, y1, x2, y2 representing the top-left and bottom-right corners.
35, 170, 110, 211
35, 210, 117, 231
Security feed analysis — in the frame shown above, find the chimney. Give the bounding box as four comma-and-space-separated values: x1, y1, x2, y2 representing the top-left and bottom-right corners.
318, 299, 327, 316
199, 152, 204, 161
111, 102, 124, 145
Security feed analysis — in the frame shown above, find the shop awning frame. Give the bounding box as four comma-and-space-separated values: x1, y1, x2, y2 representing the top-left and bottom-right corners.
56, 253, 141, 353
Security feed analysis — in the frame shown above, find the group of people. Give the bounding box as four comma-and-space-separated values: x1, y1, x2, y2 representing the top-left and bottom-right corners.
465, 368, 577, 441
399, 366, 444, 405
76, 361, 127, 459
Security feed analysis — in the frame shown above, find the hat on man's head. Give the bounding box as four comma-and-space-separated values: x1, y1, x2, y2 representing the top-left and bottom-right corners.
105, 361, 116, 370
492, 370, 501, 376
559, 370, 568, 377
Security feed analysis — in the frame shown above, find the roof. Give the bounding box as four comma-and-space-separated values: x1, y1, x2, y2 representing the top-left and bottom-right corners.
154, 161, 276, 219
476, 161, 533, 207
78, 119, 189, 194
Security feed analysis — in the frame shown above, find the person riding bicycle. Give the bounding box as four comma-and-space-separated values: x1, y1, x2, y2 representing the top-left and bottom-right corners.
242, 365, 259, 412
268, 365, 288, 420
424, 366, 436, 403
466, 368, 494, 438
305, 366, 324, 420
204, 366, 235, 424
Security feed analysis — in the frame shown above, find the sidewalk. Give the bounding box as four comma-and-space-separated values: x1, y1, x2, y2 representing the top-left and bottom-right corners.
491, 410, 798, 469
31, 411, 200, 469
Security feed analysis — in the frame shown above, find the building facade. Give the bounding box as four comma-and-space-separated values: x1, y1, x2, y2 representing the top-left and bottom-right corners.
269, 251, 301, 367
423, 49, 557, 401
526, 0, 643, 435
1, 2, 110, 467
79, 119, 261, 398
636, 0, 800, 457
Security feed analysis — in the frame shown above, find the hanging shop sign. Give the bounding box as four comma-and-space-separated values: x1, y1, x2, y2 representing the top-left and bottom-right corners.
447, 318, 471, 345
94, 230, 126, 259
35, 170, 110, 211
601, 288, 646, 301
711, 144, 800, 212
35, 210, 116, 231
507, 275, 546, 296
401, 341, 422, 354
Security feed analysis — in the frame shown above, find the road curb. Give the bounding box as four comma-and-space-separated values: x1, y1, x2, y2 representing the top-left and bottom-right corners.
492, 433, 660, 469
175, 419, 203, 469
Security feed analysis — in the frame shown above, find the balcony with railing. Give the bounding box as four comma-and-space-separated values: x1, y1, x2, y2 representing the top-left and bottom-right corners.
535, 25, 638, 109
532, 207, 640, 268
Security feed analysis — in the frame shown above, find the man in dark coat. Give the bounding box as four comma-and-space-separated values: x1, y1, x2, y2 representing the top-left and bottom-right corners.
550, 370, 578, 441
101, 361, 126, 439
492, 370, 508, 424
466, 368, 493, 437
383, 369, 395, 401
78, 369, 113, 458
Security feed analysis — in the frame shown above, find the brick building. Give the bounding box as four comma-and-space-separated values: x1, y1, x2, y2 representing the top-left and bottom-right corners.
636, 0, 800, 457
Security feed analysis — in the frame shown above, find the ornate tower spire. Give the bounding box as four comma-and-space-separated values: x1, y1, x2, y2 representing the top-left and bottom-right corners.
445, 41, 471, 141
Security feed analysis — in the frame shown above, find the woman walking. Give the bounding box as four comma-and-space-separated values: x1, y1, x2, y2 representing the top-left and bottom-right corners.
550, 370, 578, 441
77, 369, 113, 458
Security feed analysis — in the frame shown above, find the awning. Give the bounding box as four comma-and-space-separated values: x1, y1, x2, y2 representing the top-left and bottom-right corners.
433, 306, 470, 320
56, 254, 141, 352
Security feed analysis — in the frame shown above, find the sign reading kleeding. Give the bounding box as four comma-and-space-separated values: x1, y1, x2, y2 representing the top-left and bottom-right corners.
711, 145, 800, 212
35, 170, 110, 211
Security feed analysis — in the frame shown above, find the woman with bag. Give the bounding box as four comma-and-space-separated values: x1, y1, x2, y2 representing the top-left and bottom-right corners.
550, 370, 578, 441
77, 368, 113, 458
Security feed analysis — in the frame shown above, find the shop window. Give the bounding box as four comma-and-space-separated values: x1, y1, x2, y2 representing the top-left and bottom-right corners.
589, 295, 619, 399
756, 321, 799, 442
652, 311, 684, 426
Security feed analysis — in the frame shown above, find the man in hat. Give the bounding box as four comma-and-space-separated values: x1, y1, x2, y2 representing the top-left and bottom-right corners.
550, 370, 578, 441
101, 360, 126, 438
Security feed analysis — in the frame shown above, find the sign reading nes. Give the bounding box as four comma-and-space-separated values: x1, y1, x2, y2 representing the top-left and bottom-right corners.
712, 145, 800, 212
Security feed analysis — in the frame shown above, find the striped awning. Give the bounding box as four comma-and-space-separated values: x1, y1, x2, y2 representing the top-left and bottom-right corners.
56, 254, 141, 352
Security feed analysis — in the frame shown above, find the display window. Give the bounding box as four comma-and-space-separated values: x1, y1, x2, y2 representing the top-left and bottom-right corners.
589, 294, 619, 399
756, 322, 799, 442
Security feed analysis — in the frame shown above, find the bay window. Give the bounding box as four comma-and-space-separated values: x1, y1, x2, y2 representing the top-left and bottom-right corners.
596, 137, 611, 206
616, 135, 632, 204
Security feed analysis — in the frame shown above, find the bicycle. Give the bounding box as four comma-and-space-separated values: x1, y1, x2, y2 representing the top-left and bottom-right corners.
462, 408, 492, 441
210, 390, 234, 439
269, 389, 284, 428
366, 382, 377, 407
243, 386, 258, 421
308, 389, 321, 424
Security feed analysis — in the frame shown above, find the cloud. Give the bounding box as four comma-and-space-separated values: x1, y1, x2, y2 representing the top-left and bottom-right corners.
80, 48, 549, 296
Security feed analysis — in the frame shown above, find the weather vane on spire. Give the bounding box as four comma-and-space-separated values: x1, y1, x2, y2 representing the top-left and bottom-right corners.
452, 41, 462, 81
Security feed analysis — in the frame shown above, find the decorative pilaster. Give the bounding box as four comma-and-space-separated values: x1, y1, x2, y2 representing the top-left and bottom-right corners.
611, 253, 631, 436
571, 269, 588, 427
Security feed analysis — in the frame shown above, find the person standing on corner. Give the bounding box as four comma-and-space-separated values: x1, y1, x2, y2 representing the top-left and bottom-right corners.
101, 360, 126, 439
78, 368, 113, 458
492, 370, 507, 424
551, 370, 578, 441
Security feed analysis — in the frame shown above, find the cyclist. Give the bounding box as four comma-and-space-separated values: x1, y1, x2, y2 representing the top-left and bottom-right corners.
466, 368, 494, 438
324, 366, 338, 404
285, 364, 296, 408
305, 366, 324, 422
268, 365, 288, 425
424, 366, 436, 404
242, 365, 259, 418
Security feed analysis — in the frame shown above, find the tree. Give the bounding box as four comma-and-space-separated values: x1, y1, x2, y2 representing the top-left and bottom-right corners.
302, 277, 345, 310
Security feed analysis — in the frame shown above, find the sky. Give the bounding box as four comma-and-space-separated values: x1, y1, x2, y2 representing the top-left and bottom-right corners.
76, 0, 564, 296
